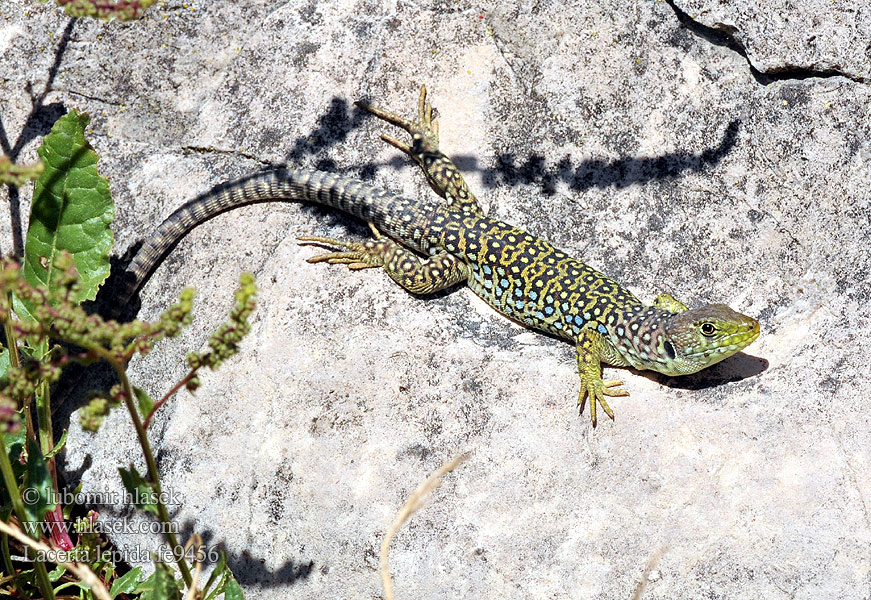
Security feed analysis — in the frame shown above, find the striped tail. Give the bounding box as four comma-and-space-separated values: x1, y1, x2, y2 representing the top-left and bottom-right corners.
116, 168, 431, 309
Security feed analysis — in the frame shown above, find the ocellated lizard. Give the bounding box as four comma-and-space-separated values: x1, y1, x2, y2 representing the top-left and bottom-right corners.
122, 86, 760, 425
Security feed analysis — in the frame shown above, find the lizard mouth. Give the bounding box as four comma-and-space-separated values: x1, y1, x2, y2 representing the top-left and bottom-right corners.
686, 321, 760, 358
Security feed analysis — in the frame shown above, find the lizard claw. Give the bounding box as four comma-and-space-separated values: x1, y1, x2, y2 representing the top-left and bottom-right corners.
602, 379, 629, 397
578, 379, 627, 426
357, 85, 440, 158
297, 236, 384, 270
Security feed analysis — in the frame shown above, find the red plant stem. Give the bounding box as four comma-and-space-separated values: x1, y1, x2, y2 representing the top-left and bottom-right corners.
143, 369, 196, 430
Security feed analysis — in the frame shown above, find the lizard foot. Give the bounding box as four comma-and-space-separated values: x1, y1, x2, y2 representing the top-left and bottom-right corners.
357, 85, 440, 159
358, 86, 482, 213
653, 292, 688, 313
577, 379, 628, 427
297, 236, 386, 270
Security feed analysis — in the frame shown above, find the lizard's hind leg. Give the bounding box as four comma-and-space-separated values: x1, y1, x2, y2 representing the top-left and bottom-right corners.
299, 224, 469, 295
358, 85, 482, 215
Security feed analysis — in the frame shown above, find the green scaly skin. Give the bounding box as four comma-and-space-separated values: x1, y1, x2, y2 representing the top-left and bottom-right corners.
122, 85, 760, 426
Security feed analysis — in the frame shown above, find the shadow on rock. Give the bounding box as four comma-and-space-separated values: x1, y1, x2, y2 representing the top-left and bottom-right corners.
637, 351, 768, 391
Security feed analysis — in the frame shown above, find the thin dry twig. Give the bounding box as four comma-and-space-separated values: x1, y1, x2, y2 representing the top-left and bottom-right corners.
379, 453, 469, 600
630, 546, 666, 600
0, 519, 111, 600
184, 534, 203, 600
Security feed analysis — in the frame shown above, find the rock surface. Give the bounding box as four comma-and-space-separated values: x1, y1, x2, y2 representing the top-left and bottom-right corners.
671, 0, 871, 80
2, 0, 870, 598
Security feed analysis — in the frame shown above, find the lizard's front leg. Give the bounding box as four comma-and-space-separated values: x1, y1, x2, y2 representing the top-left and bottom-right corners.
576, 329, 629, 426
654, 293, 688, 313
358, 85, 482, 215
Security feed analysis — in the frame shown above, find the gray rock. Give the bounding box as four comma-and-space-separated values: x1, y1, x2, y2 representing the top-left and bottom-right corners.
670, 0, 871, 80
2, 1, 869, 598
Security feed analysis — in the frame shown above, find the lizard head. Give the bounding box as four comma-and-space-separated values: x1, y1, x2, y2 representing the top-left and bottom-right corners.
658, 304, 760, 376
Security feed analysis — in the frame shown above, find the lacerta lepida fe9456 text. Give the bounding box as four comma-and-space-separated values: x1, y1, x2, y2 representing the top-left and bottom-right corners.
120, 86, 760, 425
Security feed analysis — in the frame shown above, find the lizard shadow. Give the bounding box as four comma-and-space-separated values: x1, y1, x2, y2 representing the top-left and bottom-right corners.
172, 519, 315, 587
278, 92, 740, 198
521, 327, 767, 392
475, 118, 740, 195
632, 351, 768, 390
56, 444, 318, 589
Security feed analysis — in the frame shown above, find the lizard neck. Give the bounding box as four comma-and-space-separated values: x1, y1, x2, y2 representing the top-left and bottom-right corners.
604, 306, 674, 371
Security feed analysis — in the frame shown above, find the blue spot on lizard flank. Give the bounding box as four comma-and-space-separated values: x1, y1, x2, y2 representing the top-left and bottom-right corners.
574, 315, 584, 325
597, 324, 607, 334
500, 279, 510, 289
515, 300, 524, 310
544, 306, 554, 315
483, 265, 492, 275
529, 291, 538, 301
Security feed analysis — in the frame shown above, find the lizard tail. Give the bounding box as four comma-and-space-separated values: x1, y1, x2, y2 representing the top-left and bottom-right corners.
114, 168, 431, 311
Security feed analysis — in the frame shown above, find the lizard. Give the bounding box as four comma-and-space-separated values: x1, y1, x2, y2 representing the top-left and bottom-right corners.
119, 85, 760, 426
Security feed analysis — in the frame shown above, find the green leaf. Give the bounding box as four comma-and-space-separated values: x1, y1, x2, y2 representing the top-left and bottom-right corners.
134, 386, 155, 421
48, 564, 66, 582
43, 429, 68, 459
118, 465, 160, 516
63, 481, 82, 519
110, 566, 144, 599
2, 423, 24, 459
10, 293, 37, 328
0, 347, 9, 385
201, 550, 227, 599
223, 577, 244, 600
0, 427, 25, 521
53, 580, 94, 595
19, 438, 56, 530
0, 428, 26, 522
2, 427, 27, 501
134, 562, 181, 600
23, 109, 114, 305
203, 557, 244, 600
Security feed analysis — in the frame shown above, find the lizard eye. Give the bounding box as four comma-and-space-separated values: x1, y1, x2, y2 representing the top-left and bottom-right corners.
700, 323, 716, 336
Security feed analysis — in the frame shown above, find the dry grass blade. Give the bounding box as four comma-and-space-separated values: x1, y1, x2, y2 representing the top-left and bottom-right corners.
630, 546, 665, 600
184, 534, 203, 600
379, 453, 470, 600
0, 519, 111, 600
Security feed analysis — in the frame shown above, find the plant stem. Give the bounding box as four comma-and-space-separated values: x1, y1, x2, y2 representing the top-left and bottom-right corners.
34, 346, 67, 550
144, 369, 195, 430
36, 378, 54, 463
0, 533, 13, 577
2, 294, 35, 441
102, 352, 193, 588
0, 429, 56, 600
0, 436, 28, 544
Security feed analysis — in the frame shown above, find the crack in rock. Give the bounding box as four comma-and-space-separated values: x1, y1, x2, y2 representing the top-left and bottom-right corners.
181, 144, 275, 167
664, 0, 868, 85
